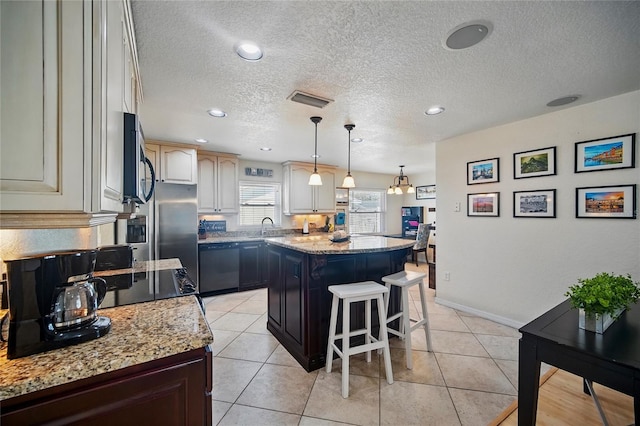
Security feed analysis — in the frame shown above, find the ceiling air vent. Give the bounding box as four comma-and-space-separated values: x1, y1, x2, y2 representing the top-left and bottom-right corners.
288, 91, 333, 109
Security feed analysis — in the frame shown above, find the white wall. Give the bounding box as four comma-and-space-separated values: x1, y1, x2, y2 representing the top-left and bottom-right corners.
436, 91, 640, 326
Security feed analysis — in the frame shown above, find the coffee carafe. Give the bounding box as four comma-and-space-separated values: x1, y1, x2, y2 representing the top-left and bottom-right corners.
52, 275, 107, 330
5, 249, 111, 359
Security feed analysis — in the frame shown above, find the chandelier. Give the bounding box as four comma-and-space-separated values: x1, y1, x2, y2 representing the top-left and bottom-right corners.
387, 165, 415, 195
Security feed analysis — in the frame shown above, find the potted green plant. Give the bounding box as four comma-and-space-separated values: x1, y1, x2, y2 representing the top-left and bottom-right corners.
565, 272, 640, 333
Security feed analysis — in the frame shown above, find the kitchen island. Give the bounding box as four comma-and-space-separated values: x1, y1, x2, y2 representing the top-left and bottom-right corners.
264, 235, 414, 371
0, 290, 213, 424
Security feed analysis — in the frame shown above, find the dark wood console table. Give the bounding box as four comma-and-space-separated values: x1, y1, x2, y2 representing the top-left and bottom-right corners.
518, 299, 640, 424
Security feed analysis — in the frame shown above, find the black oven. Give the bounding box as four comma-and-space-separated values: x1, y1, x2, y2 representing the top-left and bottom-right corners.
123, 112, 155, 204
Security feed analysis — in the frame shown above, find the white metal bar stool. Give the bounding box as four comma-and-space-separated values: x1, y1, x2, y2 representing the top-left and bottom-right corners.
325, 281, 394, 398
381, 270, 433, 369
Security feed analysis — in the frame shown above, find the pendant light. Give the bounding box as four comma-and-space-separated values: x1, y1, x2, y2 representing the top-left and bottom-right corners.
308, 116, 323, 186
342, 124, 356, 188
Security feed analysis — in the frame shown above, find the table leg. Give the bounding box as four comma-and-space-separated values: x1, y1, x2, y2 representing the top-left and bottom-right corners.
518, 338, 541, 426
635, 376, 640, 424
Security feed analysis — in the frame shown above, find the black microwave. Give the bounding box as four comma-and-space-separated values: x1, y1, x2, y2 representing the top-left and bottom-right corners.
123, 112, 155, 204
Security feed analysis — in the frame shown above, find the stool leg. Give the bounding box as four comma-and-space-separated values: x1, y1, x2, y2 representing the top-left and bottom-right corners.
418, 280, 433, 352
365, 298, 371, 363
342, 298, 350, 398
377, 293, 394, 385
401, 287, 413, 369
378, 283, 392, 355
326, 294, 339, 373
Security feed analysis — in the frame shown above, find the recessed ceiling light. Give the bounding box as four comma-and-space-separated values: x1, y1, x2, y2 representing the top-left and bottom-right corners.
425, 106, 445, 115
260, 147, 272, 151
195, 138, 208, 143
546, 95, 581, 107
207, 109, 227, 117
351, 138, 363, 143
235, 41, 263, 61
445, 20, 493, 50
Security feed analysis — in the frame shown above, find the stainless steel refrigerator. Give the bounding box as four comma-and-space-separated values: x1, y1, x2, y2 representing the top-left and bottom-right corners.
147, 182, 199, 288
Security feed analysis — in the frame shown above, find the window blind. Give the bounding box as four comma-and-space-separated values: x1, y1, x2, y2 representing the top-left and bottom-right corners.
348, 189, 386, 234
239, 183, 280, 226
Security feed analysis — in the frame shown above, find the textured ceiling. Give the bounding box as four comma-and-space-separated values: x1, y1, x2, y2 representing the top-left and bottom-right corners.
131, 1, 640, 176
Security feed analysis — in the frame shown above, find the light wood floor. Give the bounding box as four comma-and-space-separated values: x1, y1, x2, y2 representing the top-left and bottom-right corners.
492, 368, 634, 425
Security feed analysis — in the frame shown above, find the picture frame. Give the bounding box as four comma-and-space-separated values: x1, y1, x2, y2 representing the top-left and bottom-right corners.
513, 147, 556, 179
416, 185, 436, 200
576, 184, 636, 219
467, 158, 499, 185
467, 192, 500, 217
513, 189, 556, 218
575, 133, 636, 173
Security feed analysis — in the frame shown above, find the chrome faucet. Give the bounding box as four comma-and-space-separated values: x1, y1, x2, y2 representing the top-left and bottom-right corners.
261, 217, 274, 236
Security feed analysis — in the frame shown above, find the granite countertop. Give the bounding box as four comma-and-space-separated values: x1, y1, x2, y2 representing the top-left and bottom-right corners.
264, 234, 415, 255
0, 295, 213, 402
198, 236, 265, 244
94, 258, 182, 277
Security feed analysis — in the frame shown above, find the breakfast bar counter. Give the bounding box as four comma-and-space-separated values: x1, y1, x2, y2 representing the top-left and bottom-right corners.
0, 296, 214, 424
263, 235, 413, 371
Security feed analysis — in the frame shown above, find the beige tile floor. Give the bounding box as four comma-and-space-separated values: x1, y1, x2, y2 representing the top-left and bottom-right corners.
202, 263, 531, 426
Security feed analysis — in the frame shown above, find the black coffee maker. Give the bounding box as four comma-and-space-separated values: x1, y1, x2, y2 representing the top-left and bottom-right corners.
5, 250, 111, 359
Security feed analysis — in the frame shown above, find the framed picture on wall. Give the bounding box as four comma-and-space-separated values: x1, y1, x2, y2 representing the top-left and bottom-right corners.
467, 158, 499, 185
467, 192, 500, 217
416, 185, 436, 200
513, 189, 556, 218
575, 133, 636, 173
576, 184, 636, 219
513, 147, 556, 179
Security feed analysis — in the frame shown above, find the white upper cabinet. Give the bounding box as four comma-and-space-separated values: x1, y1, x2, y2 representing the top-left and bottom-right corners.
282, 162, 336, 214
146, 142, 198, 185
0, 0, 141, 228
0, 1, 86, 212
197, 153, 239, 213
92, 0, 127, 213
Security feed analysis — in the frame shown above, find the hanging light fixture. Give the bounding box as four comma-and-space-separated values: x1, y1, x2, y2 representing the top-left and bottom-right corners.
387, 165, 415, 195
308, 116, 323, 186
342, 124, 356, 188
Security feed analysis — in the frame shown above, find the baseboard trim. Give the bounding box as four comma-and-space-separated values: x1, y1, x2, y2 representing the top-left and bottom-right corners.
434, 297, 525, 330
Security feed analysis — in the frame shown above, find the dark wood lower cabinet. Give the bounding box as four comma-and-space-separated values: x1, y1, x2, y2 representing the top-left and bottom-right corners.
266, 244, 409, 372
1, 347, 212, 426
239, 242, 268, 290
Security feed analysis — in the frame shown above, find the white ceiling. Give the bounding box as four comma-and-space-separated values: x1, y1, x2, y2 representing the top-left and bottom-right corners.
131, 1, 640, 177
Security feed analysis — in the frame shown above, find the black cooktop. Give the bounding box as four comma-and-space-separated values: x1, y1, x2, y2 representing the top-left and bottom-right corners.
99, 268, 197, 309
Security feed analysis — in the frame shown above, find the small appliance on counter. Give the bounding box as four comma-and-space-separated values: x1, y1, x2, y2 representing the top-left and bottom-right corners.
95, 245, 134, 291
5, 250, 111, 359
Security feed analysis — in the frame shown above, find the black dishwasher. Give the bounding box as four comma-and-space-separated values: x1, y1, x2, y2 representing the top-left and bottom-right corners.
198, 243, 240, 295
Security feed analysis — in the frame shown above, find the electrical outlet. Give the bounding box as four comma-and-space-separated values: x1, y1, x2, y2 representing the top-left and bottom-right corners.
454, 202, 461, 212
444, 272, 451, 281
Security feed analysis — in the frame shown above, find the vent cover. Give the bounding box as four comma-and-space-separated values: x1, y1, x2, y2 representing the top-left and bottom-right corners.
288, 91, 333, 109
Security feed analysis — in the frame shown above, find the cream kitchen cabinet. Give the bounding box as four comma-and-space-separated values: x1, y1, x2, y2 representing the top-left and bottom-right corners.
0, 0, 140, 228
146, 143, 198, 185
282, 161, 336, 214
197, 153, 239, 213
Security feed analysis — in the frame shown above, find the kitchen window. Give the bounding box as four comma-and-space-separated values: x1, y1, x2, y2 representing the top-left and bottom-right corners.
348, 189, 386, 234
239, 182, 281, 226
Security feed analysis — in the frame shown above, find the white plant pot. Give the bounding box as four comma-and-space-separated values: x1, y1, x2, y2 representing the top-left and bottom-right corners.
578, 307, 624, 334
